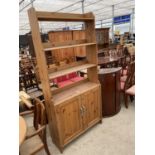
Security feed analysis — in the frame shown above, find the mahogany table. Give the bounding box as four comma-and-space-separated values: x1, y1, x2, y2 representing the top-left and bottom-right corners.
98, 56, 125, 68
19, 116, 27, 146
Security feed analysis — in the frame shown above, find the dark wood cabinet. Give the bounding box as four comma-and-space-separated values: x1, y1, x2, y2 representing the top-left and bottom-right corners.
96, 28, 110, 50
98, 68, 121, 116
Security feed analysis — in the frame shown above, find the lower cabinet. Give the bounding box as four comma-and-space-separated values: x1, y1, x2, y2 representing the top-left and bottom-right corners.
55, 86, 101, 148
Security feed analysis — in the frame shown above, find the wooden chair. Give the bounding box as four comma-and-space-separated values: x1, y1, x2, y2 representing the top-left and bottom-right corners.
125, 85, 135, 108
120, 61, 135, 108
20, 98, 51, 155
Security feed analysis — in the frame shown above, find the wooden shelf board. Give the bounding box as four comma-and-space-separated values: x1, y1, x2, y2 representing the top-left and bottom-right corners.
52, 81, 100, 105
49, 63, 96, 79
51, 78, 88, 94
36, 11, 94, 22
44, 42, 96, 51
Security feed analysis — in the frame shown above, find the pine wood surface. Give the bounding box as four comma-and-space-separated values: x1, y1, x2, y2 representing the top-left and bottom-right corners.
55, 86, 101, 145
19, 116, 27, 146
53, 82, 100, 105
36, 11, 94, 21
73, 30, 86, 57
44, 42, 95, 51
28, 7, 102, 152
48, 30, 87, 62
48, 63, 96, 79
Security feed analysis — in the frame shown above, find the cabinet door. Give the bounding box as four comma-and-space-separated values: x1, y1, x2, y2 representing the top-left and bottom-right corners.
81, 87, 101, 129
55, 96, 82, 144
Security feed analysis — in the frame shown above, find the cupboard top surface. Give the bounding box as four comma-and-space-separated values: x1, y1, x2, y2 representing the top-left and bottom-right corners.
52, 82, 100, 105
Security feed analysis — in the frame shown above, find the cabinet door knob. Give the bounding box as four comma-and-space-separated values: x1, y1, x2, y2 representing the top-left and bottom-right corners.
80, 107, 84, 117
82, 105, 87, 113
112, 73, 115, 77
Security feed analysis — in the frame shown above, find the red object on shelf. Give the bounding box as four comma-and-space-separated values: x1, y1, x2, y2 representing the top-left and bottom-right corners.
51, 72, 84, 88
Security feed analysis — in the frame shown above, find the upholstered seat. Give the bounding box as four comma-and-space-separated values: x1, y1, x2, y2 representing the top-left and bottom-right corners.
120, 75, 127, 82
120, 82, 125, 90
126, 85, 135, 95
125, 85, 135, 108
122, 69, 128, 75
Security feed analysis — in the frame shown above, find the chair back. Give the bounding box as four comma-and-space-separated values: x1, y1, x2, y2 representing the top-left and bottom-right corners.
33, 98, 47, 130
124, 61, 135, 90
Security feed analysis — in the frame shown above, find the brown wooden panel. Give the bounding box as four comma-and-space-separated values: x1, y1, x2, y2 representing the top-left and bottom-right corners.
48, 31, 76, 62
73, 30, 86, 57
99, 73, 115, 116
43, 39, 87, 49
81, 87, 100, 129
96, 28, 110, 50
28, 7, 59, 146
36, 11, 94, 22
55, 96, 82, 144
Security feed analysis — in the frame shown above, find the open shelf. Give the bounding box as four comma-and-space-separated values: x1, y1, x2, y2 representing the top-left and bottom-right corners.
44, 42, 96, 51
49, 63, 96, 79
36, 11, 94, 22
52, 81, 100, 105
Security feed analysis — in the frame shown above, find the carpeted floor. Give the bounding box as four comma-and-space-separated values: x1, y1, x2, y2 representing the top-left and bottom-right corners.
25, 100, 135, 155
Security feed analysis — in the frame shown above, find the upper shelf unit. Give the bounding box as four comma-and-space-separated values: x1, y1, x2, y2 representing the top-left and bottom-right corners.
36, 11, 94, 22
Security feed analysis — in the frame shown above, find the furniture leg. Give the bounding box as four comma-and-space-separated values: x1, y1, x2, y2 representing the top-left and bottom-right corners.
125, 94, 128, 108
129, 95, 134, 102
43, 130, 51, 155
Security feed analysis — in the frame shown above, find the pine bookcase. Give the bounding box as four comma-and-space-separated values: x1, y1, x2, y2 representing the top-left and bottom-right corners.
28, 7, 102, 152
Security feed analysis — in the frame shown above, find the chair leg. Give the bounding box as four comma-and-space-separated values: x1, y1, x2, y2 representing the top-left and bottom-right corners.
125, 93, 128, 108
43, 130, 51, 155
129, 95, 134, 102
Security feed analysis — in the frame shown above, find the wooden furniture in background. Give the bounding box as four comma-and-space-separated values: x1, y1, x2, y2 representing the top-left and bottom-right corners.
19, 116, 27, 146
28, 8, 102, 152
20, 98, 51, 155
98, 68, 121, 116
96, 28, 110, 50
98, 55, 125, 68
120, 61, 135, 108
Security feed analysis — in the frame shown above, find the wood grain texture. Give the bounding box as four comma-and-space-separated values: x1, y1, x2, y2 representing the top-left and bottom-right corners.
55, 86, 101, 146
53, 82, 100, 105
28, 7, 60, 146
19, 116, 27, 146
73, 30, 86, 57
98, 68, 121, 116
36, 11, 94, 21
28, 7, 101, 153
49, 63, 96, 79
48, 31, 75, 62
44, 42, 95, 51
